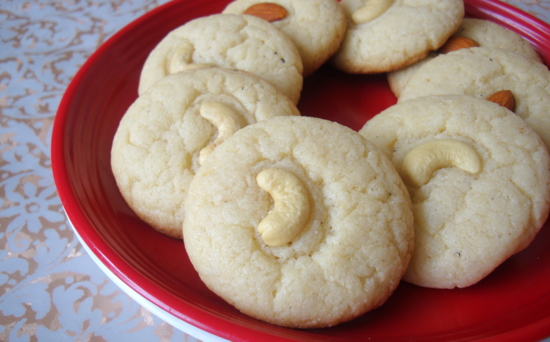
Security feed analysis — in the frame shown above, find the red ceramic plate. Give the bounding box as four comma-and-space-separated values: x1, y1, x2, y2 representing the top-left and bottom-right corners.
52, 0, 550, 341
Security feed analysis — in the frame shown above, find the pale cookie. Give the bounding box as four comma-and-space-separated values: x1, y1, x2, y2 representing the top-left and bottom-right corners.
138, 13, 303, 104
183, 116, 414, 328
223, 0, 347, 76
359, 95, 550, 289
111, 67, 300, 239
399, 47, 550, 149
332, 0, 464, 74
388, 18, 543, 97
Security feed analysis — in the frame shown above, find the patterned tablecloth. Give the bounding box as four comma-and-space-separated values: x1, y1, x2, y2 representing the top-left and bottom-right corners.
1, 0, 549, 341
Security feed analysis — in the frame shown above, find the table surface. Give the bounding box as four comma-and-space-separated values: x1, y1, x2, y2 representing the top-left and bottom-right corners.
1, 0, 549, 341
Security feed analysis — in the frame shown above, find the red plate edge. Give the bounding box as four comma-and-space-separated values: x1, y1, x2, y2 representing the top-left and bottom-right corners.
50, 0, 550, 341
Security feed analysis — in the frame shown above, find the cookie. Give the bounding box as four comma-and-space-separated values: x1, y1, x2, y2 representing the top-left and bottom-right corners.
359, 95, 550, 289
183, 116, 414, 328
398, 47, 550, 149
388, 18, 543, 97
332, 0, 464, 74
138, 13, 303, 104
111, 67, 300, 239
223, 0, 347, 76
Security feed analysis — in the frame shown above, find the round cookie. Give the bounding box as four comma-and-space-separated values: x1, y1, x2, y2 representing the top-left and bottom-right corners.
332, 0, 464, 74
359, 95, 550, 289
388, 18, 543, 97
138, 13, 303, 104
112, 67, 300, 239
398, 47, 550, 149
183, 116, 414, 328
223, 0, 347, 76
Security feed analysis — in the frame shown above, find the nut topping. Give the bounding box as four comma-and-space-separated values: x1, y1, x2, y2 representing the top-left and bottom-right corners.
243, 2, 289, 22
438, 36, 480, 54
486, 90, 516, 112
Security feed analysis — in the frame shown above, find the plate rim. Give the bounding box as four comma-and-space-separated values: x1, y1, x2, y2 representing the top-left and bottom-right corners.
51, 0, 550, 341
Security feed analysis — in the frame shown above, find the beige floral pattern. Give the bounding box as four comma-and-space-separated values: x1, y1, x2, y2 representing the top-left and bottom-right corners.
0, 0, 199, 341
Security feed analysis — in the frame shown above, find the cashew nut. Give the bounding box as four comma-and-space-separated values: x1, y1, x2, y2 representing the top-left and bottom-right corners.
256, 168, 311, 247
178, 63, 217, 73
352, 0, 395, 24
399, 139, 481, 187
167, 41, 194, 74
198, 102, 245, 164
167, 42, 217, 74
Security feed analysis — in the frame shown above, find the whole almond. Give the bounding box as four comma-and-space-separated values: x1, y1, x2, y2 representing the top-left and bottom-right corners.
243, 3, 289, 22
439, 36, 479, 54
486, 90, 516, 112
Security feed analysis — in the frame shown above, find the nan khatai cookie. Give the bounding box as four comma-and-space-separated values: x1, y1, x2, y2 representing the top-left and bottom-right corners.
112, 67, 300, 239
223, 0, 347, 76
332, 0, 464, 74
388, 18, 542, 97
360, 95, 550, 289
138, 13, 303, 103
183, 116, 414, 328
399, 47, 550, 149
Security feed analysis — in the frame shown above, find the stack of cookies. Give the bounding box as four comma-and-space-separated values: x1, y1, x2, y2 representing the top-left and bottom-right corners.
110, 0, 550, 329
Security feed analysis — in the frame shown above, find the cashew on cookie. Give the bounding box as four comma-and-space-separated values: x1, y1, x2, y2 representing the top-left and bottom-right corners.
360, 95, 550, 289
183, 116, 414, 328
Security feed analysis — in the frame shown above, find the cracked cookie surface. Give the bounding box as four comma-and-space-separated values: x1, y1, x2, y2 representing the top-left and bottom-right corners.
138, 13, 303, 103
398, 47, 550, 149
360, 95, 550, 288
111, 67, 299, 238
183, 116, 414, 328
223, 0, 347, 76
332, 0, 464, 73
388, 18, 543, 97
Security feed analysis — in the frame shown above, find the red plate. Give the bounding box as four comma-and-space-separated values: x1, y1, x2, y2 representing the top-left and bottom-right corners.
51, 0, 550, 341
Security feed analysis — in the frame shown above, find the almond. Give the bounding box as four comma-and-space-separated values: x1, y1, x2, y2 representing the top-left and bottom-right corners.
243, 3, 289, 22
486, 90, 516, 112
438, 36, 479, 54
